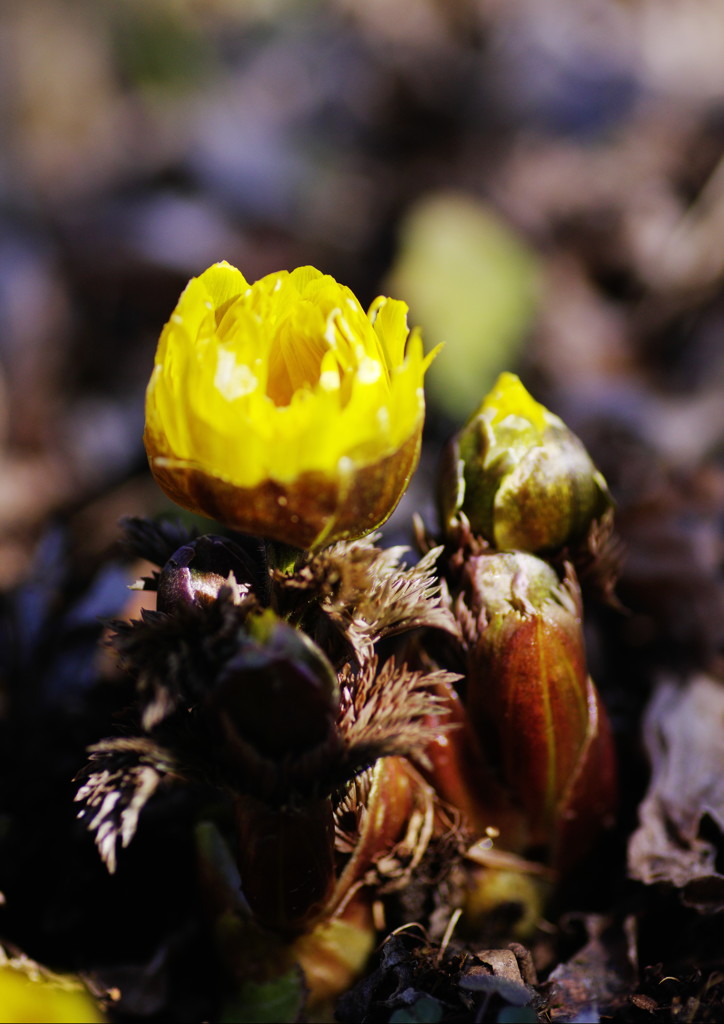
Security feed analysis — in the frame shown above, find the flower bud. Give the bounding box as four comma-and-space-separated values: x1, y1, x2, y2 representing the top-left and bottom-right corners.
145, 262, 438, 550
155, 534, 267, 612
203, 610, 343, 934
208, 610, 340, 769
418, 672, 528, 851
439, 372, 611, 552
462, 551, 616, 865
462, 851, 553, 940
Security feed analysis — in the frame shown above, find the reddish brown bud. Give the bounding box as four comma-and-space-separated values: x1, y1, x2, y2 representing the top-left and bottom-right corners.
462, 552, 616, 866
419, 673, 527, 851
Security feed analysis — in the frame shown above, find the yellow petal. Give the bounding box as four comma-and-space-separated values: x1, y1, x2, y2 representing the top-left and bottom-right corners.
144, 263, 434, 548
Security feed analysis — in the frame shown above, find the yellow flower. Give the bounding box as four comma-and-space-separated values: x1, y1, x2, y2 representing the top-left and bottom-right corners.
0, 963, 104, 1024
145, 263, 436, 549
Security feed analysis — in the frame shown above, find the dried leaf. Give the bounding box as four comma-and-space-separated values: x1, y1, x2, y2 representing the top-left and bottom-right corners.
331, 757, 438, 908
559, 507, 625, 608
628, 673, 724, 911
347, 545, 459, 644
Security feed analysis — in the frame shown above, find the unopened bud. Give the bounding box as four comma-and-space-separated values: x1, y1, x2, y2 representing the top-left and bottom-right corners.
156, 534, 265, 612
462, 551, 616, 865
439, 372, 611, 553
208, 610, 341, 774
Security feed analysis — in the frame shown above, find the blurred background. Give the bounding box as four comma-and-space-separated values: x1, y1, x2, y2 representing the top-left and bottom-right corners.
2, 3, 724, 1012
1, 0, 724, 593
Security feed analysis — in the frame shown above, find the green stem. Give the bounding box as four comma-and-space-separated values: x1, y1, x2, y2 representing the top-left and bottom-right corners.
264, 539, 305, 575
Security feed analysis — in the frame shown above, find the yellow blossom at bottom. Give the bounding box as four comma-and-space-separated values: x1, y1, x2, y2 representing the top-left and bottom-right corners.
0, 964, 104, 1024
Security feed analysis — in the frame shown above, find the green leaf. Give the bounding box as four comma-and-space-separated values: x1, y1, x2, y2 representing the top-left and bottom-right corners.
389, 995, 445, 1023
221, 967, 306, 1024
386, 192, 540, 422
497, 1006, 539, 1023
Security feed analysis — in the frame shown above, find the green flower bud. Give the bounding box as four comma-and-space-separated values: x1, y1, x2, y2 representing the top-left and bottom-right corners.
439, 372, 611, 552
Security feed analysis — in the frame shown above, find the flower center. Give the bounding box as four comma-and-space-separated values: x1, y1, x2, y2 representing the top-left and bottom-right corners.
266, 312, 330, 407
266, 306, 383, 409
213, 284, 388, 412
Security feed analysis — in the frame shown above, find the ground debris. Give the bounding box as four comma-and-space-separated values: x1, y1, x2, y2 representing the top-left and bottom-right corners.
335, 930, 541, 1023
541, 915, 637, 1023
